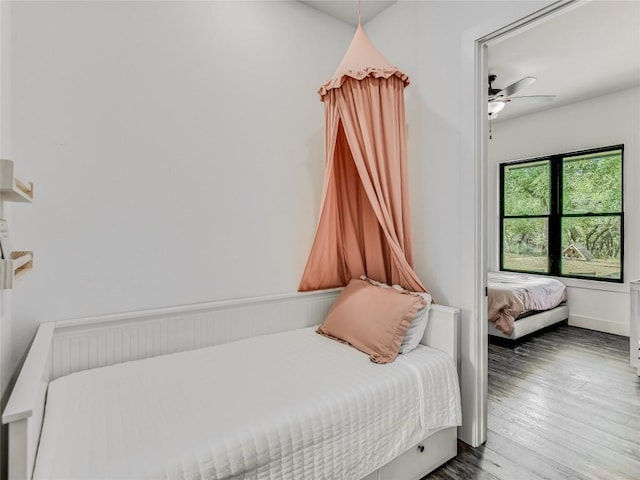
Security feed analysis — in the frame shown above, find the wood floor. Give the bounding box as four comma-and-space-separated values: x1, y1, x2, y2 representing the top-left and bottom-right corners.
426, 325, 640, 480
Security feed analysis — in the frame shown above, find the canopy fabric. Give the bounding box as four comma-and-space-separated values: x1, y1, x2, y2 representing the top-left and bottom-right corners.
299, 26, 426, 293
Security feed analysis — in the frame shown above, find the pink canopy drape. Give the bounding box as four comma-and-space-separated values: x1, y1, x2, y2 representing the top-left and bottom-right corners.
299, 25, 426, 293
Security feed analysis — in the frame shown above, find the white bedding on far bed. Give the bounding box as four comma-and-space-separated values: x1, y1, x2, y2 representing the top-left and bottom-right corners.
34, 327, 461, 480
488, 272, 567, 335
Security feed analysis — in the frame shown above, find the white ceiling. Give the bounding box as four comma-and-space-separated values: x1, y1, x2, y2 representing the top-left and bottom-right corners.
489, 0, 640, 121
299, 1, 640, 122
299, 0, 397, 26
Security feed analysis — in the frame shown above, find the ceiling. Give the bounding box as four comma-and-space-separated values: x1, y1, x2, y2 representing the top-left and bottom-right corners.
299, 0, 397, 26
299, 1, 640, 122
489, 0, 640, 121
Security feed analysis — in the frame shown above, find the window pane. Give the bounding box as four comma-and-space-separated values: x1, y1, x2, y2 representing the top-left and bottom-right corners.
561, 216, 621, 280
503, 160, 550, 216
563, 150, 622, 214
503, 218, 549, 273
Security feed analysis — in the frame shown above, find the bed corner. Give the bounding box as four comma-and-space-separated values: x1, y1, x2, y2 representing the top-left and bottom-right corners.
422, 304, 460, 374
2, 322, 54, 480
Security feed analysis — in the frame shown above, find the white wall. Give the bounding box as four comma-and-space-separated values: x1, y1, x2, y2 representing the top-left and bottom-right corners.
363, 0, 552, 445
0, 0, 11, 396
488, 87, 640, 336
5, 0, 562, 449
9, 1, 353, 366
0, 0, 12, 472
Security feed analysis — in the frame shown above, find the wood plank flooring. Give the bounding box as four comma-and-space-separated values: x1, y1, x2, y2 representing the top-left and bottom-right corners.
425, 325, 639, 480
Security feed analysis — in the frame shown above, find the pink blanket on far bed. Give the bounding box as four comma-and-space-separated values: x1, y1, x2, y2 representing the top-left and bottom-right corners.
488, 272, 567, 336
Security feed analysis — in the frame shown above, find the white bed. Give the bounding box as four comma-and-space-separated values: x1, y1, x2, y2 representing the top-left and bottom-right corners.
488, 272, 568, 341
3, 288, 462, 480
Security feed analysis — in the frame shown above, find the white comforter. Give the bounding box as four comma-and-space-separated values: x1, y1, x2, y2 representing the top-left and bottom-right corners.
35, 327, 461, 480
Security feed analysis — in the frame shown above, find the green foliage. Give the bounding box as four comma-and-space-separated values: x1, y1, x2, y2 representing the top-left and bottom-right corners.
502, 149, 622, 279
563, 152, 622, 214
504, 161, 549, 216
562, 216, 621, 260
503, 218, 547, 254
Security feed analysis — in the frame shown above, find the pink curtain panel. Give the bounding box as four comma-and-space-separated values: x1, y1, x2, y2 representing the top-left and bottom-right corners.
299, 25, 426, 293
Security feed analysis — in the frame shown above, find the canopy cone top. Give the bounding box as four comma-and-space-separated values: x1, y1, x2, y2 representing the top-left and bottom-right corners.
318, 24, 409, 98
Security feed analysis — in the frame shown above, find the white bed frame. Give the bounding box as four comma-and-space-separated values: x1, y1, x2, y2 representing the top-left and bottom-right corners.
2, 288, 460, 480
488, 304, 569, 340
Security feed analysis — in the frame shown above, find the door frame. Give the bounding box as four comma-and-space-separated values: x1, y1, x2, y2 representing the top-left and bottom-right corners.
469, 0, 579, 447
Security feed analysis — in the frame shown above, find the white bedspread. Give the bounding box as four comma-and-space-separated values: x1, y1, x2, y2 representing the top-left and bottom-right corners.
34, 327, 461, 480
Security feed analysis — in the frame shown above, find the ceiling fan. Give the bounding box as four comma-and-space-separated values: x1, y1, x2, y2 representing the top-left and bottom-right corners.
488, 74, 556, 119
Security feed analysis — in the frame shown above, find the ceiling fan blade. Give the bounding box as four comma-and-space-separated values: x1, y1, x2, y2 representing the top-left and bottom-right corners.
509, 94, 556, 102
500, 76, 536, 97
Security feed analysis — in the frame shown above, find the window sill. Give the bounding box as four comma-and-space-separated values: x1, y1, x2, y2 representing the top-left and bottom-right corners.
557, 277, 628, 293
496, 270, 629, 293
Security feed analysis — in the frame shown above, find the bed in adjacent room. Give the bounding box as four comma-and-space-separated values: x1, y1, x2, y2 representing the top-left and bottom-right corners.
488, 271, 568, 341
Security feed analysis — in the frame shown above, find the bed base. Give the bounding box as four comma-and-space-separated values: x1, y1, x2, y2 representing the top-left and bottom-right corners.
2, 288, 460, 480
363, 427, 457, 480
488, 304, 569, 341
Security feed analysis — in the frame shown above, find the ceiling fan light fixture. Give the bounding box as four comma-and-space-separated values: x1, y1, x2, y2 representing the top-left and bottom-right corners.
488, 101, 506, 115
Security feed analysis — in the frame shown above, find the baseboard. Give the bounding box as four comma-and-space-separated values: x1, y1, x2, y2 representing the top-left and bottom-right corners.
568, 314, 629, 337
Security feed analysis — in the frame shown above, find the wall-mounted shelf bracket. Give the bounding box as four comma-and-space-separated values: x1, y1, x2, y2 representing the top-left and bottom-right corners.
1, 159, 34, 202
0, 251, 33, 290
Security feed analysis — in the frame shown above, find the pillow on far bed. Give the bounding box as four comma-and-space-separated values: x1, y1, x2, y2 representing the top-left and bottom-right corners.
317, 278, 427, 363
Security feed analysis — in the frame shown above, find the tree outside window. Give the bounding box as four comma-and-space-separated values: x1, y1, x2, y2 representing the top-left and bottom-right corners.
500, 145, 623, 282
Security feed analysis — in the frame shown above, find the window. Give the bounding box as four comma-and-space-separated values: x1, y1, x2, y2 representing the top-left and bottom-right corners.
500, 145, 623, 282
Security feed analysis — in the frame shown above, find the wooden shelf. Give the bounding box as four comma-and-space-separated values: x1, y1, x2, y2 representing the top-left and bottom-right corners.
1, 159, 33, 202
0, 159, 34, 288
0, 251, 33, 289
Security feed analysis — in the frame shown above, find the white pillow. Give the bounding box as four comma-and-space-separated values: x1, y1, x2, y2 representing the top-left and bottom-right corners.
358, 276, 431, 355
398, 292, 431, 354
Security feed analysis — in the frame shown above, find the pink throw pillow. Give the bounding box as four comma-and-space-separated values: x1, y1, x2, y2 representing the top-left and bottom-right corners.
317, 278, 427, 363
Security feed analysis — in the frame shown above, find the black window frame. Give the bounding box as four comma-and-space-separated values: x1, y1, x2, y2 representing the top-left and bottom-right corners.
499, 144, 624, 283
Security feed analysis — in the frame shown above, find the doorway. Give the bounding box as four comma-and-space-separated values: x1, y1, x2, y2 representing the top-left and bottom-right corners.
475, 0, 639, 446
473, 0, 580, 447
